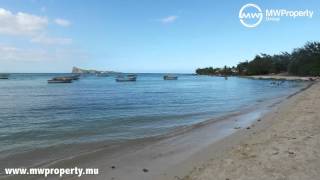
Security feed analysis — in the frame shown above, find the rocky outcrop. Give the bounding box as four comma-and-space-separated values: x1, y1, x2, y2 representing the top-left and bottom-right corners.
72, 67, 118, 74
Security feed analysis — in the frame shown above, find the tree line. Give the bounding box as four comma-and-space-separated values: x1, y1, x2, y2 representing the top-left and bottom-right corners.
196, 41, 320, 76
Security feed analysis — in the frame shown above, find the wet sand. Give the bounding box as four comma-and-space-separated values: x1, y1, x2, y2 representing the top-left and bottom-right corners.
181, 82, 320, 180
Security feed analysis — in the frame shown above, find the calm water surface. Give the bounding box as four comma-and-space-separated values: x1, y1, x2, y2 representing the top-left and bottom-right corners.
0, 73, 307, 156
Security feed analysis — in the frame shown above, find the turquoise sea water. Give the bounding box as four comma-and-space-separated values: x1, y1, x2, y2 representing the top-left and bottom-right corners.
0, 74, 307, 157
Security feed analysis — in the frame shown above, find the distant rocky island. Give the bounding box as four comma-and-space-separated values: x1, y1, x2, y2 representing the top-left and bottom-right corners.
72, 67, 119, 74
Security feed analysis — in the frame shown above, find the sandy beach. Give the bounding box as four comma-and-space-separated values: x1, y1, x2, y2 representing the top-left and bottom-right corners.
59, 80, 320, 180
180, 82, 320, 180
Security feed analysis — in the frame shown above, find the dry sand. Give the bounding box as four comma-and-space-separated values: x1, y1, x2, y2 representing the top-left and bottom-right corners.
181, 82, 320, 180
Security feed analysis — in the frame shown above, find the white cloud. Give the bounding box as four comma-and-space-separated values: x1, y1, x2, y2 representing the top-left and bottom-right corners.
31, 34, 72, 45
160, 15, 178, 24
0, 8, 48, 36
54, 18, 70, 27
0, 44, 47, 62
0, 44, 88, 62
0, 8, 78, 68
0, 8, 72, 45
0, 43, 91, 72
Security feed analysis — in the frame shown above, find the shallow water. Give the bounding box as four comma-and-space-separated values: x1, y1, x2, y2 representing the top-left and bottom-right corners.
0, 73, 307, 157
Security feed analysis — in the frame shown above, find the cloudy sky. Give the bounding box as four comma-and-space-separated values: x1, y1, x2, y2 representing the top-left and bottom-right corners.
0, 0, 319, 73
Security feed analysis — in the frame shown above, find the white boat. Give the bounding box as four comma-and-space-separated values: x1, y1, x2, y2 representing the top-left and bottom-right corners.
48, 77, 73, 83
163, 75, 178, 80
115, 74, 137, 82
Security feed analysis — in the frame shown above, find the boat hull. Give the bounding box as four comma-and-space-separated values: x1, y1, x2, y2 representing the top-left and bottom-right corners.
48, 80, 72, 83
48, 76, 74, 83
163, 76, 178, 80
0, 74, 9, 79
115, 75, 137, 82
115, 78, 136, 82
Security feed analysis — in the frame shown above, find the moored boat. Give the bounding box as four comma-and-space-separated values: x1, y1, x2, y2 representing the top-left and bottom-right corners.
115, 74, 137, 82
0, 73, 9, 79
163, 75, 178, 80
48, 77, 73, 83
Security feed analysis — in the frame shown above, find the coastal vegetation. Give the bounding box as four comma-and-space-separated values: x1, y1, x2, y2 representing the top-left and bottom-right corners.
196, 41, 320, 76
195, 66, 237, 76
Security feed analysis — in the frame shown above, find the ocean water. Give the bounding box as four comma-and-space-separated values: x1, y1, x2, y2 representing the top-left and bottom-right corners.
0, 74, 307, 157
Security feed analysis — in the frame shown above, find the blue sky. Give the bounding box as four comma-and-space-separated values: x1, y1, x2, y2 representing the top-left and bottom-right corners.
0, 0, 319, 73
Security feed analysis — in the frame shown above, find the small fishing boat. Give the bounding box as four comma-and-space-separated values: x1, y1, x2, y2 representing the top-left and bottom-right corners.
163, 75, 178, 80
48, 77, 73, 83
0, 73, 9, 79
115, 74, 137, 82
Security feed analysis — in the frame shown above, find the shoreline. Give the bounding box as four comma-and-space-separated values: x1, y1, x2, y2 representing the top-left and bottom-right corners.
0, 99, 276, 180
242, 75, 319, 81
0, 98, 275, 168
180, 82, 320, 180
